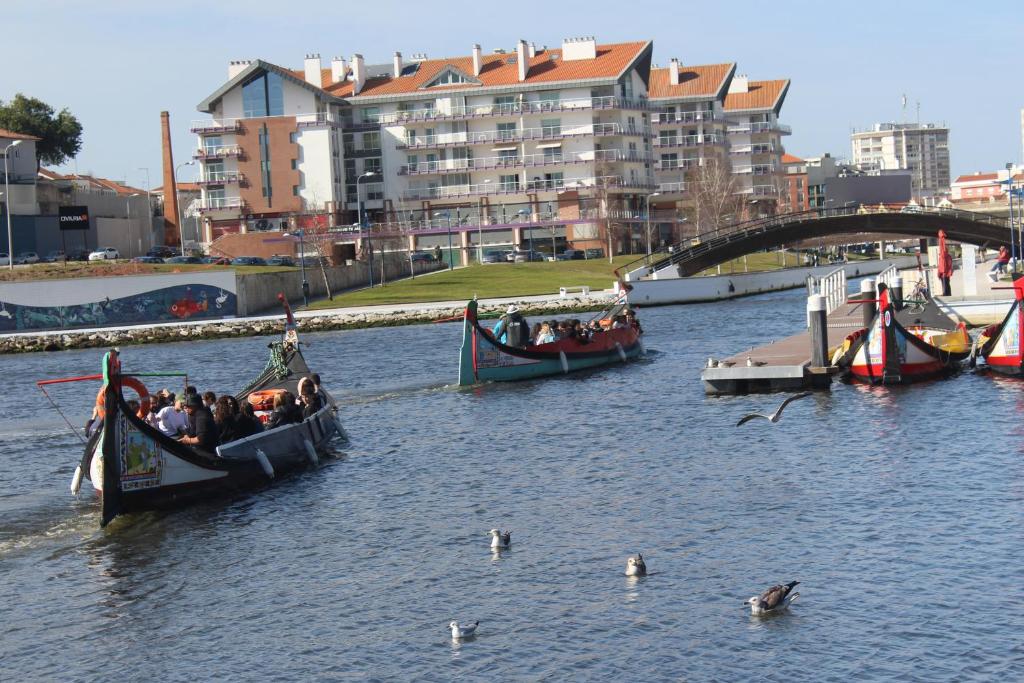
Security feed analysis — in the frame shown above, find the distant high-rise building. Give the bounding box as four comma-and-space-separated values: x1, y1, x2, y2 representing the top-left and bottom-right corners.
850, 122, 950, 199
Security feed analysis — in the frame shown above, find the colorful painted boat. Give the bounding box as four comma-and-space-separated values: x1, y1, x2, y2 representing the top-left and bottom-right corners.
457, 299, 643, 385
67, 296, 344, 527
977, 278, 1024, 375
835, 283, 970, 384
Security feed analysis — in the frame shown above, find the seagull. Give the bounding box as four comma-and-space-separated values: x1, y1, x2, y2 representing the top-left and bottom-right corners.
745, 581, 800, 616
625, 554, 647, 577
449, 620, 479, 639
489, 529, 511, 550
736, 392, 812, 427
746, 356, 767, 367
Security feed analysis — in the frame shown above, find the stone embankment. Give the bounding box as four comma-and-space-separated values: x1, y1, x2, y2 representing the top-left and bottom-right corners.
0, 296, 613, 354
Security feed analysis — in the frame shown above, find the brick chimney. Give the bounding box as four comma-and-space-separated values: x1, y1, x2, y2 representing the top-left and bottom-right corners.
352, 54, 366, 94
516, 39, 528, 82
160, 111, 180, 248
393, 52, 403, 78
331, 56, 347, 83
304, 53, 322, 86
472, 44, 482, 76
669, 58, 680, 86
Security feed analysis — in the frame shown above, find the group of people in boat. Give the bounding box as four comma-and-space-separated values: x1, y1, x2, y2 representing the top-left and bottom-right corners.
490, 304, 643, 349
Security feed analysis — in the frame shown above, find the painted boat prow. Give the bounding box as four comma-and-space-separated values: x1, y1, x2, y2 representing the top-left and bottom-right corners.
980, 276, 1024, 374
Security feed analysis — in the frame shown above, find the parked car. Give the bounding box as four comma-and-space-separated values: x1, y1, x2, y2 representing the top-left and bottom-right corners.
584, 248, 605, 259
66, 248, 91, 262
131, 255, 164, 264
42, 250, 66, 263
14, 251, 40, 264
231, 256, 268, 266
89, 247, 120, 261
202, 256, 231, 265
0, 252, 9, 266
164, 255, 203, 264
266, 255, 297, 267
147, 246, 178, 258
409, 251, 436, 264
481, 250, 511, 264
556, 249, 586, 261
510, 249, 545, 263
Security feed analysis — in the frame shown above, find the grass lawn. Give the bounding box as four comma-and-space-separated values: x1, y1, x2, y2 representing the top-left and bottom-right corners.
0, 261, 294, 282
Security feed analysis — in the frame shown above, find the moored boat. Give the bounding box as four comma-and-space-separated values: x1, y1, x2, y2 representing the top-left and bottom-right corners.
977, 277, 1024, 376
58, 295, 344, 527
457, 299, 644, 385
834, 283, 970, 385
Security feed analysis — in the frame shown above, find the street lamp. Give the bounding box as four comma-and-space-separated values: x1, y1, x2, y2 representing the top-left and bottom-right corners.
477, 179, 493, 263
357, 171, 378, 286
547, 201, 556, 258
174, 160, 195, 255
284, 230, 309, 305
432, 209, 456, 270
516, 208, 530, 252
125, 193, 141, 257
3, 139, 22, 270
645, 191, 661, 259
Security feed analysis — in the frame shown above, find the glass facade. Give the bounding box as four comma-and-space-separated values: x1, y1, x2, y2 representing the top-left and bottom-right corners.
242, 71, 284, 118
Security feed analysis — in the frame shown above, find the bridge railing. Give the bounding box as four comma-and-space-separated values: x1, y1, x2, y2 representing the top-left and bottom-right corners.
616, 204, 1011, 280
876, 263, 900, 291
813, 267, 848, 315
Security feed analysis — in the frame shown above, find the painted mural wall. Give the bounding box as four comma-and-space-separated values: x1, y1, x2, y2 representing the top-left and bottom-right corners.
0, 271, 237, 332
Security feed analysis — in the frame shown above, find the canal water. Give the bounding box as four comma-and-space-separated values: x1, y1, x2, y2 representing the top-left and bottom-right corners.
1, 287, 1021, 681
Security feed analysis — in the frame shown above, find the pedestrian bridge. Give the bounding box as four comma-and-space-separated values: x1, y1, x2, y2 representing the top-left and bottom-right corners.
621, 205, 1013, 279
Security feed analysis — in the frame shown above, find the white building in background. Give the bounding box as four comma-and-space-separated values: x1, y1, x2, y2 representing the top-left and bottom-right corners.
0, 128, 40, 216
850, 122, 950, 199
723, 76, 791, 211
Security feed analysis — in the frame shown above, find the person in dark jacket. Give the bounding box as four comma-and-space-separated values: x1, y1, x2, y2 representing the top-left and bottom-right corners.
180, 395, 218, 453
213, 396, 238, 444
235, 401, 263, 438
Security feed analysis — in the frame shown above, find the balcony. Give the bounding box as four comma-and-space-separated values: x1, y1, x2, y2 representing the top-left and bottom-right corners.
196, 196, 245, 213
653, 110, 717, 125
190, 118, 241, 134
732, 164, 778, 176
727, 121, 792, 136
652, 134, 724, 149
378, 95, 652, 124
654, 158, 700, 171
197, 172, 245, 187
658, 181, 688, 193
401, 174, 651, 201
395, 123, 649, 150
296, 112, 340, 128
194, 145, 243, 160
729, 145, 776, 156
737, 185, 779, 197
397, 148, 636, 175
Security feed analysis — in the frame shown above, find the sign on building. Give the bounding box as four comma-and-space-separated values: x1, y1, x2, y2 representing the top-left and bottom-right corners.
58, 205, 90, 230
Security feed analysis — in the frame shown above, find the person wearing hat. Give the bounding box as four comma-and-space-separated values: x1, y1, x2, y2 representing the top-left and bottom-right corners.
179, 394, 218, 452
492, 304, 530, 347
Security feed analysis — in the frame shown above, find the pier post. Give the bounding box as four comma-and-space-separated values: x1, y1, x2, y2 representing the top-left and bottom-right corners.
860, 278, 876, 329
808, 294, 828, 368
892, 276, 904, 311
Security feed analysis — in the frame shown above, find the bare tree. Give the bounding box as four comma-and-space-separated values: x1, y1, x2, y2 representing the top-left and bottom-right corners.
301, 191, 337, 301
686, 157, 741, 237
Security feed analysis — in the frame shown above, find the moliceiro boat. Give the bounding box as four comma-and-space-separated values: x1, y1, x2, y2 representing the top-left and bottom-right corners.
976, 277, 1024, 375
457, 298, 643, 385
73, 296, 344, 527
833, 283, 970, 385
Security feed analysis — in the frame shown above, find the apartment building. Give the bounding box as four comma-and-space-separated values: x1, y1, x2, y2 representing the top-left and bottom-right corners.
850, 122, 950, 199
191, 38, 790, 256
780, 153, 808, 212
723, 77, 790, 215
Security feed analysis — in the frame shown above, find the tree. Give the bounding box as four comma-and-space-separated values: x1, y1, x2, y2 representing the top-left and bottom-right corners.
0, 94, 83, 167
686, 157, 741, 237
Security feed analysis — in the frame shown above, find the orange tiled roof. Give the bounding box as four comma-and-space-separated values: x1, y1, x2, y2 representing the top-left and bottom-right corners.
723, 79, 789, 111
312, 42, 651, 98
781, 153, 804, 164
38, 167, 65, 180
61, 174, 148, 196
647, 63, 734, 99
953, 172, 998, 184
0, 128, 40, 141
153, 183, 201, 193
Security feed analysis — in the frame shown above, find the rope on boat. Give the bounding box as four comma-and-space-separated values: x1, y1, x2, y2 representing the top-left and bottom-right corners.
37, 384, 87, 446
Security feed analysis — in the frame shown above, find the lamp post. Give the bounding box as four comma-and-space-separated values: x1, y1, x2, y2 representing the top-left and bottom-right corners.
357, 171, 378, 286
285, 230, 309, 305
3, 139, 22, 270
139, 167, 152, 254
125, 193, 141, 257
645, 191, 661, 260
547, 201, 556, 258
174, 160, 195, 255
432, 209, 455, 270
477, 179, 492, 263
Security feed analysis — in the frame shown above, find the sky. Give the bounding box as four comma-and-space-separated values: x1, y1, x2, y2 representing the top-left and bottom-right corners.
5, 0, 1022, 188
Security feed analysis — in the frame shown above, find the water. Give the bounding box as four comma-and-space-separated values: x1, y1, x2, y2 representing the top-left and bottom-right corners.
1, 289, 1022, 681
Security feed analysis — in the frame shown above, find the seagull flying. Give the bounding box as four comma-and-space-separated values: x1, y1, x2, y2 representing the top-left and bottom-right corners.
449, 620, 479, 639
736, 392, 812, 427
745, 581, 800, 616
489, 529, 511, 550
625, 553, 647, 577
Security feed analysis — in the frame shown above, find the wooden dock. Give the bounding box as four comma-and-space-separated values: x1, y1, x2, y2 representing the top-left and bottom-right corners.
702, 300, 868, 395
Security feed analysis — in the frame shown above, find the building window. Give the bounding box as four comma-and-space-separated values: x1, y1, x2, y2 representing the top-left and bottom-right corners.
203, 135, 223, 152
242, 71, 284, 118
543, 146, 562, 162
364, 157, 382, 174
258, 125, 272, 201
498, 149, 518, 163
538, 91, 560, 110
289, 132, 297, 144
293, 185, 300, 196
660, 153, 678, 169
494, 95, 517, 113
363, 132, 380, 151
497, 123, 517, 141
407, 154, 418, 167
540, 118, 561, 136
361, 107, 380, 124
205, 160, 225, 180
499, 174, 519, 191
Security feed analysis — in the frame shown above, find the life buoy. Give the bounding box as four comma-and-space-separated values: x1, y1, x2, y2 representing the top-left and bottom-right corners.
248, 389, 286, 412
96, 377, 151, 419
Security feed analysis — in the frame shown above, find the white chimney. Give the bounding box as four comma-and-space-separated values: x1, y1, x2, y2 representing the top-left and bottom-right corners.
228, 60, 252, 80
472, 44, 482, 76
331, 56, 347, 83
561, 36, 597, 61
352, 53, 366, 95
528, 42, 537, 58
516, 39, 528, 82
669, 58, 680, 86
729, 74, 749, 94
304, 53, 322, 87
393, 51, 403, 78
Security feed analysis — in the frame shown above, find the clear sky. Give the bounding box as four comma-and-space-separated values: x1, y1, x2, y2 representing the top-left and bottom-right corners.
5, 0, 1022, 188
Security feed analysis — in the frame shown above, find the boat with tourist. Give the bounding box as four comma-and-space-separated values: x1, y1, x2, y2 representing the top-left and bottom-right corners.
975, 277, 1024, 376
832, 282, 970, 384
41, 295, 345, 527
457, 296, 644, 385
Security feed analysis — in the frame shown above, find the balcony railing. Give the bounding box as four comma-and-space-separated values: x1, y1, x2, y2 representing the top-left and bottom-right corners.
396, 123, 650, 150
737, 184, 779, 197
296, 112, 339, 128
398, 148, 641, 175
653, 110, 716, 125
197, 172, 244, 186
729, 145, 777, 156
658, 181, 688, 193
401, 174, 653, 201
378, 95, 652, 124
654, 158, 701, 171
732, 165, 777, 176
727, 121, 793, 135
194, 145, 243, 160
652, 134, 724, 148
190, 118, 241, 134
196, 196, 245, 212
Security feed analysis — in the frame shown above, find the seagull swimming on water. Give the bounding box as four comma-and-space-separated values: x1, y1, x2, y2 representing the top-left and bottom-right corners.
625, 554, 647, 577
449, 620, 479, 639
489, 529, 511, 550
746, 581, 800, 616
736, 392, 812, 427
